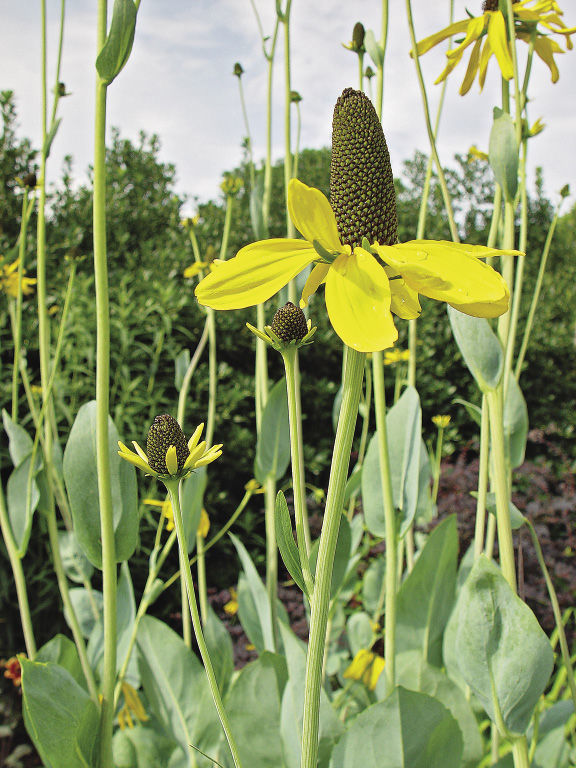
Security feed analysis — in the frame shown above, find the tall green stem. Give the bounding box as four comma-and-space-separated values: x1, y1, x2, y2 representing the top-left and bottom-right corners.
474, 397, 490, 559
12, 191, 33, 420
94, 3, 116, 764
371, 351, 397, 692
167, 481, 243, 768
300, 348, 365, 768
282, 348, 313, 591
374, 0, 388, 119
264, 474, 279, 650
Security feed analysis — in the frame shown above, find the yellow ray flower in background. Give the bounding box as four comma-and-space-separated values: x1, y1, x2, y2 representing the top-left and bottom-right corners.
143, 497, 175, 531
196, 178, 513, 353
384, 349, 410, 365
344, 649, 385, 691
197, 509, 210, 538
224, 586, 239, 616
414, 0, 575, 94
0, 258, 37, 298
118, 682, 149, 730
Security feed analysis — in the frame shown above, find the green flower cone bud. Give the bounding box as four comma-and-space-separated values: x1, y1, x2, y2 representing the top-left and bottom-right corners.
330, 88, 398, 249
233, 62, 244, 77
352, 22, 365, 51
146, 414, 189, 474
482, 0, 517, 10
22, 172, 37, 188
271, 302, 309, 343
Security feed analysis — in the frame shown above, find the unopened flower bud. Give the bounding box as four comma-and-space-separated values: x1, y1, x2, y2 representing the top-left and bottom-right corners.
560, 184, 570, 198
22, 173, 37, 189
233, 62, 244, 77
271, 302, 309, 343
330, 88, 397, 249
146, 414, 189, 475
365, 66, 375, 80
352, 22, 365, 52
290, 90, 302, 103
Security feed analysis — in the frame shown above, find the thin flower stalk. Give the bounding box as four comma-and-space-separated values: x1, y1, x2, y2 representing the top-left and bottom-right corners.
301, 348, 365, 768
93, 1, 116, 762
474, 397, 490, 559
166, 480, 243, 768
347, 359, 372, 521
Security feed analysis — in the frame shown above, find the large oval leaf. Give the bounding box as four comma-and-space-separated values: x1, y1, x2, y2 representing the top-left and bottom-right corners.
448, 306, 504, 392
255, 379, 290, 482
63, 401, 139, 568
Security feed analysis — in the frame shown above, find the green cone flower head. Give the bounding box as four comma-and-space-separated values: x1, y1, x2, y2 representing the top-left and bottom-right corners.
118, 417, 223, 482
147, 414, 189, 474
271, 302, 309, 343
330, 88, 398, 249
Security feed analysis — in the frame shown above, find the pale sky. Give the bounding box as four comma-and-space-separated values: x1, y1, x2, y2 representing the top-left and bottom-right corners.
1, 0, 575, 212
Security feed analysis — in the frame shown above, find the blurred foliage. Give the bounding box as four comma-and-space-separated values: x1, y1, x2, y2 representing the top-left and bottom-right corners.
1, 92, 575, 652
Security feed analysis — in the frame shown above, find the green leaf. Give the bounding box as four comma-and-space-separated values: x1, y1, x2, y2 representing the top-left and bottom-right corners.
346, 611, 373, 658
489, 107, 519, 202
137, 616, 221, 761
2, 409, 33, 465
249, 171, 266, 240
448, 556, 554, 735
63, 401, 139, 568
174, 349, 190, 390
393, 651, 483, 768
225, 653, 287, 768
275, 490, 309, 597
36, 635, 87, 692
279, 624, 343, 768
88, 563, 135, 675
180, 465, 206, 552
7, 453, 41, 555
96, 0, 138, 86
43, 117, 62, 158
309, 514, 351, 600
21, 657, 99, 768
203, 603, 234, 697
364, 29, 384, 68
67, 588, 103, 638
362, 555, 386, 614
329, 686, 462, 768
448, 306, 504, 392
59, 530, 94, 584
396, 516, 458, 666
484, 492, 526, 529
343, 465, 362, 504
415, 439, 435, 525
362, 387, 422, 538
113, 722, 177, 768
255, 379, 290, 482
504, 375, 528, 468
454, 397, 482, 427
231, 532, 275, 652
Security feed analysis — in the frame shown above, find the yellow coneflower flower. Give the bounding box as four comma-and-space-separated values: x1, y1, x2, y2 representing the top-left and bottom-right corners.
384, 349, 410, 365
432, 414, 452, 429
0, 258, 36, 298
343, 649, 385, 691
117, 682, 149, 730
224, 586, 239, 616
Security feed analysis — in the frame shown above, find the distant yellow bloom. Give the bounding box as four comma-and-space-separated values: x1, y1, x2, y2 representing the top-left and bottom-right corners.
384, 348, 410, 365
414, 0, 576, 94
432, 414, 452, 429
244, 479, 264, 494
344, 649, 385, 691
468, 145, 489, 162
0, 258, 36, 298
184, 262, 208, 278
197, 509, 210, 538
224, 586, 239, 616
118, 682, 149, 730
143, 498, 174, 531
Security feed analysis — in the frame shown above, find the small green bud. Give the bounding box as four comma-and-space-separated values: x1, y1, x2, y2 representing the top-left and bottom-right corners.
365, 66, 375, 80
146, 414, 189, 475
560, 184, 570, 199
271, 302, 309, 343
233, 62, 244, 77
352, 22, 365, 52
330, 88, 398, 249
57, 82, 68, 97
290, 90, 302, 103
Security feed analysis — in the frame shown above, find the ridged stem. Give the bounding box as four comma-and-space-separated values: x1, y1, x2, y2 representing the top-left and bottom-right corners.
300, 348, 365, 768
167, 480, 243, 768
473, 396, 490, 560
11, 191, 33, 420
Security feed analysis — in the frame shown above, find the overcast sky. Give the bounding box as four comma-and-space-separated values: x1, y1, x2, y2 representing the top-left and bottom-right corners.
2, 0, 575, 213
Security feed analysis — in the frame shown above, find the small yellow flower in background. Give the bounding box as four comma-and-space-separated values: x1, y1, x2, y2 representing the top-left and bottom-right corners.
224, 586, 239, 616
118, 682, 149, 730
30, 385, 43, 396
415, 0, 576, 94
344, 649, 385, 691
468, 145, 489, 163
220, 174, 243, 197
528, 117, 545, 137
245, 642, 256, 651
183, 262, 209, 279
181, 215, 200, 231
384, 348, 410, 365
118, 415, 222, 481
197, 509, 210, 538
245, 478, 264, 494
432, 414, 452, 429
196, 90, 515, 354
2, 656, 23, 687
47, 304, 60, 316
143, 498, 174, 531
0, 258, 37, 298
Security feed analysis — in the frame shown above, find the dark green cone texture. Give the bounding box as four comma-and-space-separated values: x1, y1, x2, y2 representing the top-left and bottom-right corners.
330, 88, 397, 248
146, 414, 189, 474
271, 302, 308, 342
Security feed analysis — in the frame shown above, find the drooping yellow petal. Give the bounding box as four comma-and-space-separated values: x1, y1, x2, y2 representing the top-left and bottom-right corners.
300, 262, 330, 308
188, 423, 204, 453
165, 445, 178, 476
533, 36, 562, 81
487, 11, 514, 80
324, 248, 397, 353
478, 37, 493, 90
287, 179, 343, 253
446, 15, 487, 60
197, 509, 210, 538
460, 37, 483, 94
195, 240, 316, 310
384, 266, 421, 319
414, 19, 471, 56
375, 242, 510, 318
